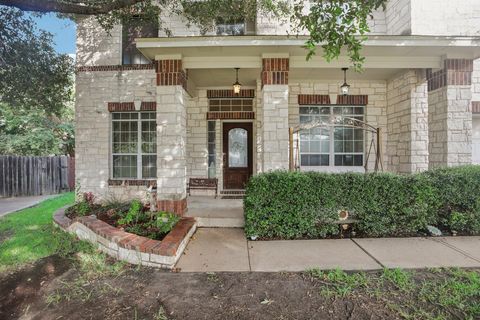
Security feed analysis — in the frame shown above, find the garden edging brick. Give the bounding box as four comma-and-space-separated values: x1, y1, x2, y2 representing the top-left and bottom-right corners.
53, 207, 196, 269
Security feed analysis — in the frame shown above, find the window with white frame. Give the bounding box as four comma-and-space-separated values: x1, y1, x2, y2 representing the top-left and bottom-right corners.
111, 112, 156, 179
216, 17, 246, 35
299, 105, 365, 167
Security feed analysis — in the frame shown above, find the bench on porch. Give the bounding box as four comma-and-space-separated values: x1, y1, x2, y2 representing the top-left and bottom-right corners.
187, 178, 218, 198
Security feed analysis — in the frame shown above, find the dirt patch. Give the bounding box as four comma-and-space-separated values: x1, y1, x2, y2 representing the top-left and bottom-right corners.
1, 265, 395, 320
0, 255, 71, 319
1, 256, 478, 320
0, 229, 13, 244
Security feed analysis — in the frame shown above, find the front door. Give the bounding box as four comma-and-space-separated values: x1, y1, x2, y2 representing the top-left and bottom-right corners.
223, 123, 253, 189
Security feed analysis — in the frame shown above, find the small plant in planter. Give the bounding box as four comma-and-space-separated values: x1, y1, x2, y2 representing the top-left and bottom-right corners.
66, 192, 96, 217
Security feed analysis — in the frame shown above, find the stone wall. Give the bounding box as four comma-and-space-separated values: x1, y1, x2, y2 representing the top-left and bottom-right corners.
412, 0, 480, 36
428, 86, 472, 168
156, 85, 188, 200
75, 68, 156, 201
386, 70, 428, 173
76, 16, 122, 66
385, 0, 411, 35
261, 85, 290, 171
186, 91, 208, 180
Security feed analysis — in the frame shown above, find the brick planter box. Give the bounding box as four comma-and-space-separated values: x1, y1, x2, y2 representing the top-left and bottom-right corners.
53, 207, 196, 269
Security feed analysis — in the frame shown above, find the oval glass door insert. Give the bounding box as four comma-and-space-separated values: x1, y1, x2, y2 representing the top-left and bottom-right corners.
228, 128, 248, 167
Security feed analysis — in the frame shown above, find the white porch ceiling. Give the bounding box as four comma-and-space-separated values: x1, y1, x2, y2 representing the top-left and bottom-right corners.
188, 68, 402, 87
137, 35, 480, 87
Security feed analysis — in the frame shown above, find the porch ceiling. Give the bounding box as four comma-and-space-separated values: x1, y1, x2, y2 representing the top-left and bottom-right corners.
188, 68, 402, 88
137, 35, 480, 69
139, 35, 480, 88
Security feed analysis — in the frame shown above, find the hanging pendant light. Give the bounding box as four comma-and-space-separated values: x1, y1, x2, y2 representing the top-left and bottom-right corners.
340, 67, 350, 96
232, 67, 242, 94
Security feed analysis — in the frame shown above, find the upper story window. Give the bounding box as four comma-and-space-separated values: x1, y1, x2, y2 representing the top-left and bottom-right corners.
299, 105, 365, 167
216, 18, 246, 35
122, 17, 158, 65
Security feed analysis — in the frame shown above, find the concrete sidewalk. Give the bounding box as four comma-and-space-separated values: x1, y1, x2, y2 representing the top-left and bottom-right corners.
0, 195, 57, 218
176, 228, 480, 272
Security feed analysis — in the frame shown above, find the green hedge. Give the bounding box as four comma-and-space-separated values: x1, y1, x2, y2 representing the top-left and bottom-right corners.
244, 166, 480, 239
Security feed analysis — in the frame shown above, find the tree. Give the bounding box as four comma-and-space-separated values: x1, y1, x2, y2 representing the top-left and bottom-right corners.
0, 7, 75, 155
0, 0, 388, 70
0, 7, 74, 116
0, 103, 75, 156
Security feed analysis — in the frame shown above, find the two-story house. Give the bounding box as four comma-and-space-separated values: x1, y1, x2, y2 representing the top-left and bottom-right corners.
75, 0, 480, 216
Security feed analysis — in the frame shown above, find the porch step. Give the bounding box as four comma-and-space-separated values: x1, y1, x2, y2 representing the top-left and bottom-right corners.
220, 189, 245, 195
220, 189, 245, 199
186, 196, 244, 228
195, 217, 245, 228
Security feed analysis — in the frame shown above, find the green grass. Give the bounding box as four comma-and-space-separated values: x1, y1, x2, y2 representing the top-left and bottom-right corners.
0, 192, 74, 271
306, 267, 480, 320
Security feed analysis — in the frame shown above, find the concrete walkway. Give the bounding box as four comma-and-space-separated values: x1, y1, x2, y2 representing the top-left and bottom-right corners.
0, 195, 57, 218
176, 228, 480, 272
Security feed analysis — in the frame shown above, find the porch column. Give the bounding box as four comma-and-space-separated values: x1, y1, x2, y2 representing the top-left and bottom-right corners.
427, 59, 473, 168
386, 69, 429, 173
260, 56, 290, 171
156, 59, 188, 215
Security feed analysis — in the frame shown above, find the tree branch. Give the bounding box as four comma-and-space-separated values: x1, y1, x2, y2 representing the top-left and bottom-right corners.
0, 0, 148, 14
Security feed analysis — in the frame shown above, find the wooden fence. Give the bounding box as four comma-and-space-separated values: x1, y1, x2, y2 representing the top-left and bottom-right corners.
0, 155, 75, 197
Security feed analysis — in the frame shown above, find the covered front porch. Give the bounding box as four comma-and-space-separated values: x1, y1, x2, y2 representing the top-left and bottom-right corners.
136, 35, 480, 215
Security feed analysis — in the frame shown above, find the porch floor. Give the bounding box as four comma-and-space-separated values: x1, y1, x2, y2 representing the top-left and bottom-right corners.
176, 229, 480, 272
185, 196, 244, 227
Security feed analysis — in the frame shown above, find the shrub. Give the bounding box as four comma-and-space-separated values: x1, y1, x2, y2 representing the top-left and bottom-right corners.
244, 166, 480, 239
423, 166, 480, 234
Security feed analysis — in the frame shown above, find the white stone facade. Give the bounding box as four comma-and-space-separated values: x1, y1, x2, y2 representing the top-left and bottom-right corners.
428, 86, 473, 168
75, 68, 156, 201
74, 1, 480, 205
387, 70, 429, 173
156, 85, 188, 200
76, 16, 122, 66
261, 85, 290, 171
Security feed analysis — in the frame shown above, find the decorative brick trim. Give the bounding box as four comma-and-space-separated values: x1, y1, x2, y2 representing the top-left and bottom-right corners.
472, 101, 480, 114
336, 95, 369, 105
298, 94, 331, 105
262, 58, 289, 71
156, 60, 183, 73
156, 59, 187, 89
261, 58, 289, 86
53, 207, 196, 269
108, 179, 157, 187
207, 111, 255, 120
107, 102, 157, 112
157, 198, 187, 216
427, 59, 473, 91
207, 89, 255, 98
76, 64, 155, 73
141, 101, 157, 111
157, 72, 187, 87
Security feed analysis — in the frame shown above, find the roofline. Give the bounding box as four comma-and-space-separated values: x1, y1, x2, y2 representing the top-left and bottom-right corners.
136, 35, 480, 49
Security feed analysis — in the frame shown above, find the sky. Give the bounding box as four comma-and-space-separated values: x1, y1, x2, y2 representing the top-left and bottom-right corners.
31, 13, 76, 57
